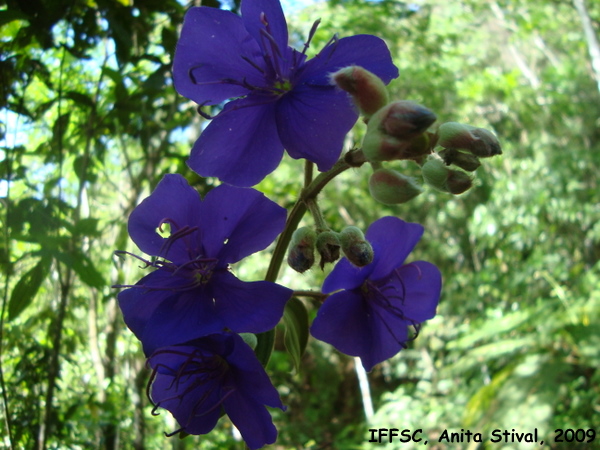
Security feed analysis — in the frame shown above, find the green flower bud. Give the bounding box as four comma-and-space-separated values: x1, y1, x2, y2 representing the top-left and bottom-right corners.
330, 65, 389, 120
438, 148, 481, 172
339, 226, 374, 267
287, 226, 317, 273
316, 230, 341, 270
421, 156, 473, 194
369, 168, 423, 204
437, 122, 502, 157
421, 157, 448, 192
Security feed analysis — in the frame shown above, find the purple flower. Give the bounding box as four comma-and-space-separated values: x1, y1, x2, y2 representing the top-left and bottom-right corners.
310, 217, 442, 371
117, 174, 292, 354
147, 332, 284, 449
173, 0, 399, 187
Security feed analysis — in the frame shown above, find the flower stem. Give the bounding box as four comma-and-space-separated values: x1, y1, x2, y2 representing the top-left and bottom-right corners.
257, 149, 366, 366
265, 148, 366, 283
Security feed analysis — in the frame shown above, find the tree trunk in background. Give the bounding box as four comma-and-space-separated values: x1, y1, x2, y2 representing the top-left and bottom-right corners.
574, 0, 600, 93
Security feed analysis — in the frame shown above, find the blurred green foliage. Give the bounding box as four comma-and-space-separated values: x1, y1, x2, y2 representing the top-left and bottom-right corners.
1, 0, 599, 449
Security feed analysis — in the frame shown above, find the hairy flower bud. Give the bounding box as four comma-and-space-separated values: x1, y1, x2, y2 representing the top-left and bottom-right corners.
316, 230, 341, 270
438, 148, 481, 172
330, 65, 389, 120
369, 168, 423, 204
287, 226, 317, 273
421, 157, 447, 192
446, 169, 473, 194
362, 129, 407, 162
379, 101, 437, 141
421, 156, 473, 194
339, 226, 374, 267
362, 101, 436, 163
437, 122, 502, 158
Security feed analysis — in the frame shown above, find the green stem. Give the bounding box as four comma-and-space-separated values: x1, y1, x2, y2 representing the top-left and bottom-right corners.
257, 149, 366, 366
265, 149, 366, 283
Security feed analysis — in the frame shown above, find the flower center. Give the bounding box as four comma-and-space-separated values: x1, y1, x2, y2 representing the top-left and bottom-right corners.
148, 346, 234, 435
361, 272, 421, 346
113, 217, 222, 292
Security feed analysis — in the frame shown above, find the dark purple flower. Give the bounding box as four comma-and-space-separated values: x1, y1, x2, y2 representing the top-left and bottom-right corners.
310, 217, 441, 371
117, 174, 292, 354
173, 0, 399, 187
147, 332, 284, 449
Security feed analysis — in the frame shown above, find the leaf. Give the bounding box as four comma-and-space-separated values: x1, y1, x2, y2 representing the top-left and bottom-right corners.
55, 251, 105, 289
282, 297, 309, 372
52, 112, 71, 145
65, 91, 94, 108
0, 10, 30, 27
255, 329, 275, 367
8, 258, 51, 321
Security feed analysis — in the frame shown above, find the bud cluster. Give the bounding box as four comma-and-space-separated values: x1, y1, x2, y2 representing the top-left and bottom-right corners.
287, 225, 374, 272
332, 65, 503, 203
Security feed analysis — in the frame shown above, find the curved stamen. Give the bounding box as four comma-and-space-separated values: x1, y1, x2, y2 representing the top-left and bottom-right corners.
113, 250, 153, 268
159, 224, 199, 258
164, 428, 184, 438
314, 33, 339, 66
259, 27, 284, 79
147, 347, 232, 433
241, 55, 266, 74
301, 19, 321, 57
364, 276, 412, 346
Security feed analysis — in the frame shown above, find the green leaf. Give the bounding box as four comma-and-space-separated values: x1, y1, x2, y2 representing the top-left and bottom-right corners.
65, 91, 94, 108
255, 329, 275, 367
8, 258, 51, 321
0, 10, 30, 27
55, 251, 105, 289
282, 297, 309, 372
52, 112, 71, 144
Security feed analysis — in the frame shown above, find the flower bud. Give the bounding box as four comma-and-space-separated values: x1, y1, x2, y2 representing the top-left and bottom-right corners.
369, 168, 423, 204
378, 100, 437, 141
287, 226, 317, 273
421, 157, 448, 192
339, 226, 374, 267
363, 124, 433, 163
437, 122, 502, 158
446, 169, 473, 194
316, 230, 341, 270
330, 65, 389, 120
362, 128, 408, 162
421, 156, 473, 194
438, 148, 481, 172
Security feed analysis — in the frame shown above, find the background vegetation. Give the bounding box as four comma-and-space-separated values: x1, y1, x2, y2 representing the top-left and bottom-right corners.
1, 0, 598, 448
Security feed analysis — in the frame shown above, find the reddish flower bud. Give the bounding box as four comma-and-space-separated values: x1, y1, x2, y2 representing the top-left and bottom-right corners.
287, 226, 317, 273
437, 122, 502, 157
438, 148, 481, 172
362, 101, 436, 163
369, 168, 423, 204
379, 100, 437, 141
330, 65, 389, 120
446, 169, 473, 194
339, 226, 374, 267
